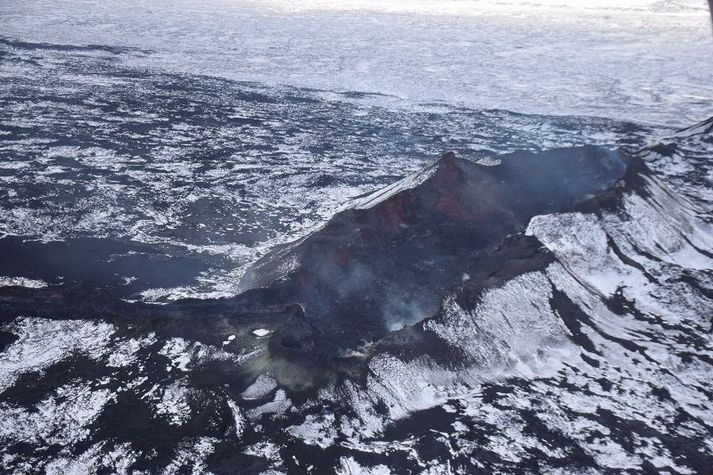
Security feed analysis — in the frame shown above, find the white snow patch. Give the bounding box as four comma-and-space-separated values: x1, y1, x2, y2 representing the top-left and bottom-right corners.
242, 374, 278, 400
252, 328, 271, 337
227, 398, 245, 437
155, 381, 192, 426
0, 318, 114, 393
287, 413, 337, 448
243, 441, 283, 466
337, 456, 392, 475
106, 333, 157, 368
0, 276, 47, 288
161, 437, 218, 475
350, 164, 436, 210
247, 389, 291, 418
0, 383, 113, 446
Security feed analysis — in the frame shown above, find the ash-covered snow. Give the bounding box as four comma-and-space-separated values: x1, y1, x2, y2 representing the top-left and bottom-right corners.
0, 1, 712, 472
0, 31, 667, 301
2, 120, 712, 475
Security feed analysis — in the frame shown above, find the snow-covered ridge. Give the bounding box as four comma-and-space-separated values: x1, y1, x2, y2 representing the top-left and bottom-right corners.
349, 160, 439, 210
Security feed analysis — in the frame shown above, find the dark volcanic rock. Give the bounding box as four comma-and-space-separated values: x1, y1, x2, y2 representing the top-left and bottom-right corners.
0, 144, 646, 392
2, 118, 713, 474
243, 146, 628, 351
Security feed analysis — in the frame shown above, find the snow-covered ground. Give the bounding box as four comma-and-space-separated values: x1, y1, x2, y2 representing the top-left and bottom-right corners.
1, 1, 712, 473
1, 0, 711, 125
1, 124, 712, 473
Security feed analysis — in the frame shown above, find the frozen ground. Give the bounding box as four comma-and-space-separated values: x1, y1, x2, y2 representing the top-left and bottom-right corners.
0, 0, 712, 473
0, 29, 667, 301
0, 119, 711, 474
1, 0, 712, 126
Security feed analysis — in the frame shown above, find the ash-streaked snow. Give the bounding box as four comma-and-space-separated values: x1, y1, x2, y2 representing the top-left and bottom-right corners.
0, 29, 668, 301
1, 122, 711, 473
0, 0, 712, 473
